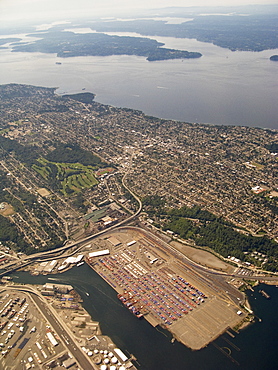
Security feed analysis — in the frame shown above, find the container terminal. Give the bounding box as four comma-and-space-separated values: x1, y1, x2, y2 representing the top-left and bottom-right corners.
84, 228, 247, 350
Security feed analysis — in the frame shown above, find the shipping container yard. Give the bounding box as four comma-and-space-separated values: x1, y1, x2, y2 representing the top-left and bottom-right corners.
85, 228, 246, 350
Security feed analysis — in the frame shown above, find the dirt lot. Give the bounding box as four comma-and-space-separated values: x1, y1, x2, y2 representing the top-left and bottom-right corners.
170, 240, 234, 273
37, 187, 51, 197
0, 202, 15, 216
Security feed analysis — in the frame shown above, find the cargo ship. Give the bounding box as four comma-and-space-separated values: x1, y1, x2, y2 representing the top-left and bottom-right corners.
117, 292, 144, 319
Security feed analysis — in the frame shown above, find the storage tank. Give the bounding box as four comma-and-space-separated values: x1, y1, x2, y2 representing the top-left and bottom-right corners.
111, 357, 118, 364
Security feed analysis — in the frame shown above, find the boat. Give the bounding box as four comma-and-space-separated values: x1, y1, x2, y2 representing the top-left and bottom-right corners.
77, 262, 84, 267
85, 292, 90, 296
259, 290, 270, 299
118, 293, 143, 319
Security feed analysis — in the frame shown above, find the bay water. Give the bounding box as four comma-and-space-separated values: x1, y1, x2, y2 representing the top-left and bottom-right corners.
1, 23, 278, 369
0, 31, 277, 129
10, 264, 278, 370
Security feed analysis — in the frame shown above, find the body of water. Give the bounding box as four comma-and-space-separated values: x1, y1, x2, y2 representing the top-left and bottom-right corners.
0, 32, 277, 129
1, 23, 278, 369
10, 265, 278, 370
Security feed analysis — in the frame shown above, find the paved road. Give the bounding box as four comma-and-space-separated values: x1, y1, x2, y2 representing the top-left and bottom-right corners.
120, 226, 278, 283
9, 286, 96, 370
0, 176, 142, 276
32, 295, 95, 369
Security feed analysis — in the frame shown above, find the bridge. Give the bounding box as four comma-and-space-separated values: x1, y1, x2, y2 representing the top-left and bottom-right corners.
0, 177, 142, 277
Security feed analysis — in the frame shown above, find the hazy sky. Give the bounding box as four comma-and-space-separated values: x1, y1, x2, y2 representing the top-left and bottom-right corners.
1, 0, 277, 24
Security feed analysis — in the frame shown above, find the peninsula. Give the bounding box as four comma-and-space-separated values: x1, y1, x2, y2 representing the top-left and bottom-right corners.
0, 84, 277, 272
1, 84, 277, 365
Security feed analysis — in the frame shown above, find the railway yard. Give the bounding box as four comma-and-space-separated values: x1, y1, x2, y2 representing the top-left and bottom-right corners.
85, 228, 247, 350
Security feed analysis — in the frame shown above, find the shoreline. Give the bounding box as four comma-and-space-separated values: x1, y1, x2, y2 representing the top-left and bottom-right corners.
3, 283, 137, 369
84, 257, 249, 351
81, 228, 248, 351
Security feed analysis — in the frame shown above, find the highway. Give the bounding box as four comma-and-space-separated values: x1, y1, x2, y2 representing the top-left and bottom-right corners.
1, 221, 278, 286
0, 171, 143, 277
0, 136, 277, 287
1, 158, 275, 284
116, 226, 278, 283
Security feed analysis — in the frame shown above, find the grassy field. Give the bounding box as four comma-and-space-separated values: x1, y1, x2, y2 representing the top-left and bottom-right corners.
33, 158, 99, 195
33, 158, 50, 179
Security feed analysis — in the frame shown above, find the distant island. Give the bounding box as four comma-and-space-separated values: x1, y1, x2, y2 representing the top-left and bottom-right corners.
1, 4, 277, 60
0, 37, 21, 46
147, 48, 201, 61
270, 55, 278, 61
90, 6, 278, 52
10, 31, 201, 62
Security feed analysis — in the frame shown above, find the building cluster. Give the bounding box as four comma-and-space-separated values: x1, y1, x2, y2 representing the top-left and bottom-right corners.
0, 84, 277, 247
